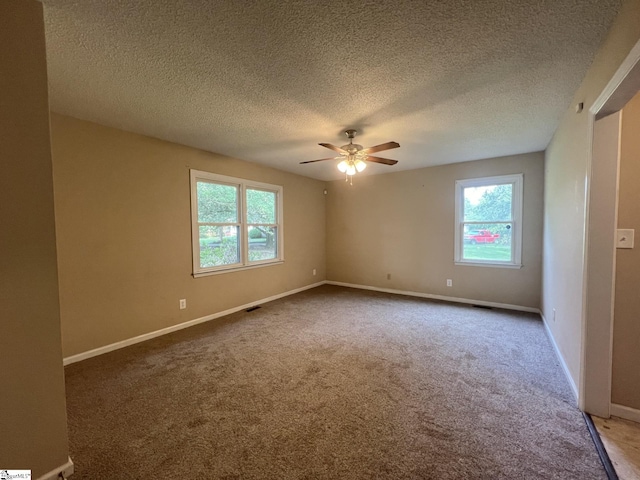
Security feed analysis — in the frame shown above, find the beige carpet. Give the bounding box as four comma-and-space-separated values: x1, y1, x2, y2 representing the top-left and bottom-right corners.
65, 285, 606, 479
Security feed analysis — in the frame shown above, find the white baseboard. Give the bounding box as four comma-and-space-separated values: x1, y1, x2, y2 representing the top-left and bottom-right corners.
541, 313, 579, 403
610, 403, 640, 423
326, 281, 540, 313
63, 281, 542, 366
36, 457, 74, 480
63, 282, 326, 366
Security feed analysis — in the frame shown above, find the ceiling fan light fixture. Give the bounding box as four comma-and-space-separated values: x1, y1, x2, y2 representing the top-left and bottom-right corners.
300, 129, 399, 185
345, 163, 357, 176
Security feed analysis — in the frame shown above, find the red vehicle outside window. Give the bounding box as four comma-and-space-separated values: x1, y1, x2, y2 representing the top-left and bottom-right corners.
463, 229, 499, 244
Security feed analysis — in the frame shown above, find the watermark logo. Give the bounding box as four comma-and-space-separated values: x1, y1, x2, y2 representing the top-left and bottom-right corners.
0, 471, 32, 480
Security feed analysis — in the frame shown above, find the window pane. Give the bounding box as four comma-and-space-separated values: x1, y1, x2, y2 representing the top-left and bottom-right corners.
248, 226, 277, 261
199, 225, 240, 267
463, 184, 512, 222
247, 189, 276, 224
462, 223, 512, 262
197, 181, 238, 223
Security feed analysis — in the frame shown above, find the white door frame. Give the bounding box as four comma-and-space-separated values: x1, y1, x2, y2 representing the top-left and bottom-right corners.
581, 38, 640, 416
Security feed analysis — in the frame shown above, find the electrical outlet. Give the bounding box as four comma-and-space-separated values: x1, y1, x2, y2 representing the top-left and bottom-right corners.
312, 269, 316, 276
446, 279, 452, 287
179, 299, 186, 310
387, 273, 391, 280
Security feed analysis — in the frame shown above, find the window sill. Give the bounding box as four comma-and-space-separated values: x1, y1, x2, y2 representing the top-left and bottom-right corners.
454, 261, 523, 269
193, 260, 284, 278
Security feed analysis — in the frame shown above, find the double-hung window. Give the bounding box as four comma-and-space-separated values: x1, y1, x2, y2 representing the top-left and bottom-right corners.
454, 174, 523, 268
190, 170, 283, 276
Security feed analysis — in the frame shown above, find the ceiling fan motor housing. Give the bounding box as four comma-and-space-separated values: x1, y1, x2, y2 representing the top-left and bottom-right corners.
342, 129, 363, 154
342, 143, 364, 154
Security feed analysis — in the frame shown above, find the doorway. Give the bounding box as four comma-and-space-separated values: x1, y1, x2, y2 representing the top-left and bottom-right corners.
582, 38, 640, 418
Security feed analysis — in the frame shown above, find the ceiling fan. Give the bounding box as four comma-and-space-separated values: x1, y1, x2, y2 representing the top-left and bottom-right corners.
300, 129, 400, 183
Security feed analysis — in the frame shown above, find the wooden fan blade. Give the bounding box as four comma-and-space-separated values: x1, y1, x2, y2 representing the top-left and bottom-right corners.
366, 155, 398, 165
362, 141, 400, 155
299, 157, 338, 164
319, 143, 347, 154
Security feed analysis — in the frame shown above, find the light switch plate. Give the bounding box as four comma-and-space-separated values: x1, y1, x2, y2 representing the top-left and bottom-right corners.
616, 229, 634, 249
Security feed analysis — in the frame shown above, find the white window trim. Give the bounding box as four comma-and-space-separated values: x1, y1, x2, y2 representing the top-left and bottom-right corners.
190, 170, 284, 277
454, 173, 523, 268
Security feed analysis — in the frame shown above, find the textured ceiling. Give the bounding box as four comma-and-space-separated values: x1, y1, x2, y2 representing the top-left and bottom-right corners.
42, 0, 621, 181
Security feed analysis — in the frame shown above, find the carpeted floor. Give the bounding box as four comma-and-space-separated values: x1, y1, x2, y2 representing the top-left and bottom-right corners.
64, 285, 606, 479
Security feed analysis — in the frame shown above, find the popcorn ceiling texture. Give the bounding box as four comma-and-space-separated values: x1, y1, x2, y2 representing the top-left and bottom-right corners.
43, 0, 621, 180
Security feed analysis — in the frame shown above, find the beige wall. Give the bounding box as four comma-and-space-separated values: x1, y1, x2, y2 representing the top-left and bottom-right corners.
51, 114, 326, 358
612, 91, 640, 409
543, 0, 640, 396
0, 1, 70, 476
326, 152, 544, 308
